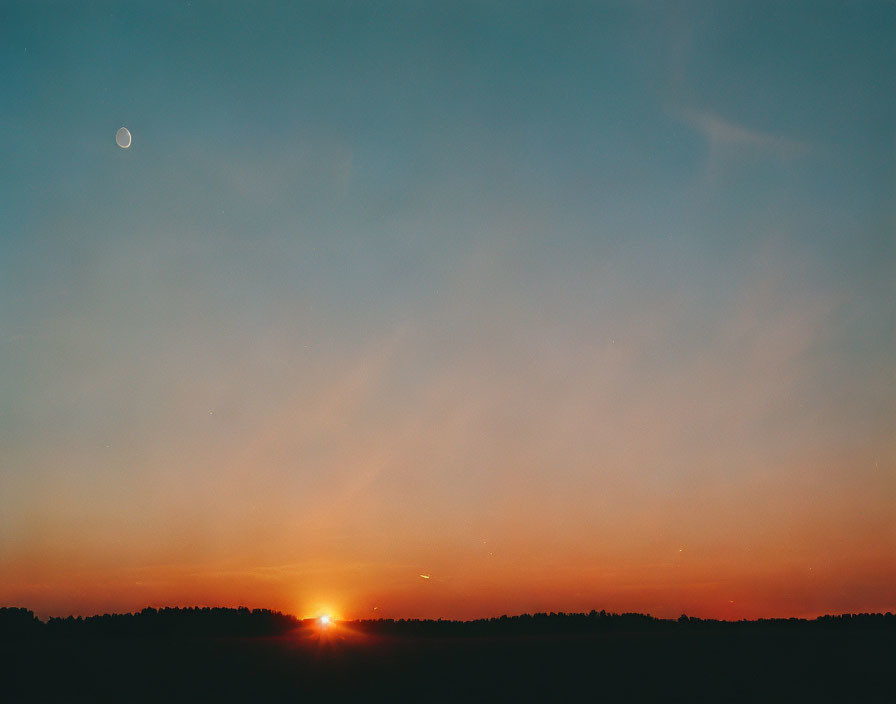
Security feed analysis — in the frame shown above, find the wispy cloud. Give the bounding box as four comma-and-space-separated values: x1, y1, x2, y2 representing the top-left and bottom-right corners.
678, 107, 811, 159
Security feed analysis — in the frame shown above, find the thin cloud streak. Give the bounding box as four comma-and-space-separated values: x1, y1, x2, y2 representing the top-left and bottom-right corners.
677, 107, 811, 158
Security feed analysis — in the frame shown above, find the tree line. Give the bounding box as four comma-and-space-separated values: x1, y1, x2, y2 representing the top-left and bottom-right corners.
0, 606, 298, 638
2, 606, 894, 639
349, 610, 896, 636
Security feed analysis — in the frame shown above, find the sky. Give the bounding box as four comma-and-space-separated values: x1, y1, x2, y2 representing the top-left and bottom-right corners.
1, 1, 894, 621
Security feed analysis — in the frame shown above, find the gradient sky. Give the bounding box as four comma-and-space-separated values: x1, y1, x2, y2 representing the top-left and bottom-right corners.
2, 1, 894, 621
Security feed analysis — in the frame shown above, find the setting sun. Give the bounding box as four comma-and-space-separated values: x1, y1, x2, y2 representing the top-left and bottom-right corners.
319, 615, 331, 626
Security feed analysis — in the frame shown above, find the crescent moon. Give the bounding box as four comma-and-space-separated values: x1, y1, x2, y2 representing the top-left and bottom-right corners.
116, 127, 132, 149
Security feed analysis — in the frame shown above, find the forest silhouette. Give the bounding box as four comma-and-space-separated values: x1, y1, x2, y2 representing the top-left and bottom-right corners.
4, 605, 894, 638
2, 606, 893, 701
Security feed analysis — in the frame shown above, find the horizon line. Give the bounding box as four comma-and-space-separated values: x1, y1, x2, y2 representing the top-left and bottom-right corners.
5, 605, 894, 625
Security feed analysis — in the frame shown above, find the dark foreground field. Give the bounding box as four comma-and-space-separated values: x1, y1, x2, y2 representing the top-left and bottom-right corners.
2, 611, 894, 702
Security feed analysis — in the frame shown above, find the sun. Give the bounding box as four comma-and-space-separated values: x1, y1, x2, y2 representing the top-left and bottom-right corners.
319, 614, 331, 626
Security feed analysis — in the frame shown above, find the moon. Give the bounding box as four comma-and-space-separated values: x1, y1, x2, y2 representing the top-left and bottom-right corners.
115, 127, 132, 149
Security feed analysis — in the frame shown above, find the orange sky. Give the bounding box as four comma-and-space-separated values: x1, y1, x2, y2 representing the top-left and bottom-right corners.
3, 256, 894, 620
5, 424, 894, 621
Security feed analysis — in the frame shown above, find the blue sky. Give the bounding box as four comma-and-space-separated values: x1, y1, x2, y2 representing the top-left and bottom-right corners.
1, 2, 894, 619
